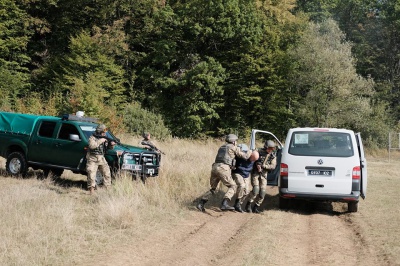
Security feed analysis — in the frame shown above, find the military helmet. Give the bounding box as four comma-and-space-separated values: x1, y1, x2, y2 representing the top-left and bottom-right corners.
225, 134, 238, 143
96, 124, 107, 133
264, 140, 276, 148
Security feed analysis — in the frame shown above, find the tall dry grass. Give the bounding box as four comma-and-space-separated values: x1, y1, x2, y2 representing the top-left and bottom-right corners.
0, 137, 223, 265
0, 138, 399, 265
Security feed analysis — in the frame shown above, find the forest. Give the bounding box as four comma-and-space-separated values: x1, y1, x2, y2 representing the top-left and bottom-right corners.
1, 0, 399, 147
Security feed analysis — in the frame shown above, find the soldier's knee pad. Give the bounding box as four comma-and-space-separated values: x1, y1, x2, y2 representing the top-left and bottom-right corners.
260, 188, 266, 199
253, 185, 260, 195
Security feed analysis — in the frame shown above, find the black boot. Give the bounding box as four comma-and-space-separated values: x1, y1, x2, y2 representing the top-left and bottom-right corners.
220, 198, 235, 211
197, 199, 207, 212
252, 204, 260, 214
234, 199, 244, 213
245, 201, 252, 213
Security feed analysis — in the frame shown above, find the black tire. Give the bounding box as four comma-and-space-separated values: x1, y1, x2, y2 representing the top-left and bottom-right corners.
6, 152, 28, 177
51, 168, 64, 177
348, 201, 358, 212
279, 197, 290, 210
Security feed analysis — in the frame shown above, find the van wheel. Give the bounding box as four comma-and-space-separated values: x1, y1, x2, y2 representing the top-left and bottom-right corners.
279, 197, 290, 210
348, 201, 358, 212
6, 152, 28, 177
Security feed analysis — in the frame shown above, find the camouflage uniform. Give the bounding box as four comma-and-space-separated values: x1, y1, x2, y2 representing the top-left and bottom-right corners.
246, 141, 277, 213
197, 134, 251, 211
86, 125, 113, 192
141, 132, 162, 163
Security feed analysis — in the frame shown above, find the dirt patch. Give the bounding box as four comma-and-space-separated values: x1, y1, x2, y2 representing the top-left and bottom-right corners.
84, 187, 387, 266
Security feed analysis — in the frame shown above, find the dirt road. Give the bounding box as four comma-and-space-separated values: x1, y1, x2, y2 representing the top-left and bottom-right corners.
86, 186, 392, 266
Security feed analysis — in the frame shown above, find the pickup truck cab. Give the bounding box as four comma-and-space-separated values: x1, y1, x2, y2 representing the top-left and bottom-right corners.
0, 112, 160, 181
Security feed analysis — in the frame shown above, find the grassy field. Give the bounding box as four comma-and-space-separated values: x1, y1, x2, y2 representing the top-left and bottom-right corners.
0, 137, 399, 265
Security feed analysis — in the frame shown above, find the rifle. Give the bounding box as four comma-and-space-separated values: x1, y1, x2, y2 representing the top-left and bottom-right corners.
141, 141, 166, 155
93, 135, 120, 145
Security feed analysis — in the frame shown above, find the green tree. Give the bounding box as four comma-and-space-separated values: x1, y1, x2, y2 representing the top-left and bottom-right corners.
0, 0, 33, 110
53, 30, 127, 117
288, 19, 389, 143
158, 55, 226, 137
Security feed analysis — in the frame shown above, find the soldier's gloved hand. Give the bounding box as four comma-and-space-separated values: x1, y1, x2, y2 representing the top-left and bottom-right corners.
257, 164, 262, 173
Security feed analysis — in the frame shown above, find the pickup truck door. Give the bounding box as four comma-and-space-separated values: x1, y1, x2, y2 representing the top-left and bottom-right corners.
49, 122, 88, 168
28, 120, 58, 164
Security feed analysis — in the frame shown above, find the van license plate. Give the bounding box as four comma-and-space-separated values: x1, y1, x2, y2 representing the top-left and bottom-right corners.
308, 170, 332, 176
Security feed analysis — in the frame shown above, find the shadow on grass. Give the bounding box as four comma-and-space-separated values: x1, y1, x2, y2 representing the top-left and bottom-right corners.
190, 187, 350, 216
0, 167, 87, 190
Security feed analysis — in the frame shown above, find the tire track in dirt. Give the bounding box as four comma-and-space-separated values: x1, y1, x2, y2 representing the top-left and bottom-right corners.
87, 209, 254, 266
339, 213, 393, 265
84, 194, 388, 266
143, 210, 253, 266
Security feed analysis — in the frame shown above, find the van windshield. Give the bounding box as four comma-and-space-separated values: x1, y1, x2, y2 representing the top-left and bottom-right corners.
288, 131, 354, 157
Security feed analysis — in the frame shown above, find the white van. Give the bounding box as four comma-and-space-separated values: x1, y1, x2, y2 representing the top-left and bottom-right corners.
279, 128, 367, 212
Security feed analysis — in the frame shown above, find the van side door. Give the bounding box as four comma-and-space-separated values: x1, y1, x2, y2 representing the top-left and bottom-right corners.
355, 133, 367, 199
250, 129, 283, 186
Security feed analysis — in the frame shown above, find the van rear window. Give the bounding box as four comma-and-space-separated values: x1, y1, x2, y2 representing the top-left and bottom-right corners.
288, 131, 354, 157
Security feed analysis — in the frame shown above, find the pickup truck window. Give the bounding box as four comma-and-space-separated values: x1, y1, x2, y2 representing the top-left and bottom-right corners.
80, 125, 96, 139
38, 121, 56, 138
58, 123, 80, 140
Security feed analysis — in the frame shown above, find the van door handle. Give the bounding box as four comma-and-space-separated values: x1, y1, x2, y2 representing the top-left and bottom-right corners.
316, 184, 324, 188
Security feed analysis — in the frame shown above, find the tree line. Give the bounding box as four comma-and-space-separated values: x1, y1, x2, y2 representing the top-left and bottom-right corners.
1, 0, 398, 147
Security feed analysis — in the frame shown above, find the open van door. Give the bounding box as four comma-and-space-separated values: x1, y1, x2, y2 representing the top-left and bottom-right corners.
250, 129, 283, 186
355, 133, 367, 199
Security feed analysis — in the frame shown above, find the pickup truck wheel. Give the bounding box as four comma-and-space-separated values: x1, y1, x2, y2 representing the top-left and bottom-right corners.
6, 152, 28, 177
348, 201, 358, 212
96, 170, 104, 186
51, 168, 64, 177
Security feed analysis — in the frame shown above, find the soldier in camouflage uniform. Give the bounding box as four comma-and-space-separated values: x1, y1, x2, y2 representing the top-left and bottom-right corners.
245, 140, 277, 213
197, 134, 252, 212
141, 132, 161, 153
86, 124, 115, 194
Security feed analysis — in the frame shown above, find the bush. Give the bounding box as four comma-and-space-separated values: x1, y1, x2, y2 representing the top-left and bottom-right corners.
122, 102, 171, 140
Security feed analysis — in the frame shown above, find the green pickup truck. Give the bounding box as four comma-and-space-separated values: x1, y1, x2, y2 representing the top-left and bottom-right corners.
0, 111, 160, 181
